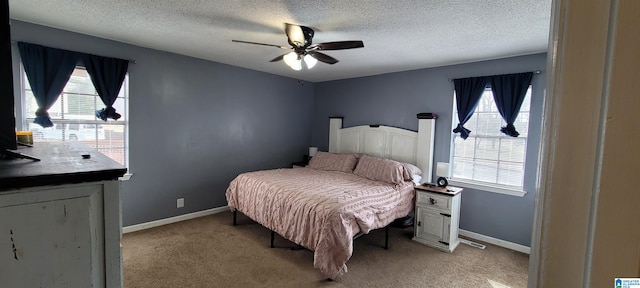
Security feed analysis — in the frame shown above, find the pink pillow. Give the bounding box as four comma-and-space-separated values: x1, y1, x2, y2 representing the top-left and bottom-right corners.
307, 151, 359, 173
403, 163, 422, 176
353, 154, 408, 185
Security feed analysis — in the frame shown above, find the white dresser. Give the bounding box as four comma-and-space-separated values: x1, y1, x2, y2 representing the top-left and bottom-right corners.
0, 142, 126, 287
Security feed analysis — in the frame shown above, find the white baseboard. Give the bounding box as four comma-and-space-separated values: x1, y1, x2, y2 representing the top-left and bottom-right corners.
459, 229, 530, 254
122, 206, 230, 234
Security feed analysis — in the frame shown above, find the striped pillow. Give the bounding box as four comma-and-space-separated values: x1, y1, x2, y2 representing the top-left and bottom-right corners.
307, 151, 359, 173
353, 154, 408, 185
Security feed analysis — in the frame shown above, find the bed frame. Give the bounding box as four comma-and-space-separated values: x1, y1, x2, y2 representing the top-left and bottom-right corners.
231, 113, 436, 267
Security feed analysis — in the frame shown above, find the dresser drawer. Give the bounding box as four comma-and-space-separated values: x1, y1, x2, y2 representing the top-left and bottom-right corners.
416, 191, 450, 210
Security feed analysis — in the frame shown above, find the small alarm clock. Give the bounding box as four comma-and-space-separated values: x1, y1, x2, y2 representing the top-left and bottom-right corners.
436, 176, 448, 187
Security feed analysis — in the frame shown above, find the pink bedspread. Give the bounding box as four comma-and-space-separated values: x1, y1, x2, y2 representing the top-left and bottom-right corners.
225, 167, 415, 278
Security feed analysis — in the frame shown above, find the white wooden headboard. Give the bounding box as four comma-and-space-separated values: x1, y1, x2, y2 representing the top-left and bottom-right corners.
328, 114, 436, 182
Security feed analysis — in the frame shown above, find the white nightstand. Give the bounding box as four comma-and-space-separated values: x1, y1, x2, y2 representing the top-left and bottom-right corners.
412, 184, 462, 252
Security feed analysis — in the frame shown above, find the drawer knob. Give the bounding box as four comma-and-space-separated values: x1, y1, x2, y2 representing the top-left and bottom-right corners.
429, 198, 437, 205
417, 221, 421, 226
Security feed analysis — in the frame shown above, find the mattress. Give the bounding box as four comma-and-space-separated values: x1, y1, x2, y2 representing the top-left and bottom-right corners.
225, 167, 415, 278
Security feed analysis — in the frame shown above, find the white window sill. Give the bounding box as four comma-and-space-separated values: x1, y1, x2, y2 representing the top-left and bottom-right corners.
447, 179, 527, 197
119, 173, 133, 181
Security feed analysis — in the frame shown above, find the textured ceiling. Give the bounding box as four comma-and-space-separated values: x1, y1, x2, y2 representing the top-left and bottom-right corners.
8, 0, 552, 83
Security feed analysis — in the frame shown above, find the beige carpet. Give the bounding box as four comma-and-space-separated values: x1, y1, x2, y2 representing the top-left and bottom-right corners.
122, 211, 528, 288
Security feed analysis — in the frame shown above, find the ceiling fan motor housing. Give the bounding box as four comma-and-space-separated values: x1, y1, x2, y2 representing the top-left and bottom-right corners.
288, 25, 315, 48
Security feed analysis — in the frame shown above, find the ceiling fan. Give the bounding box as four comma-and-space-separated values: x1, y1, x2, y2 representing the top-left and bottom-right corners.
232, 23, 364, 70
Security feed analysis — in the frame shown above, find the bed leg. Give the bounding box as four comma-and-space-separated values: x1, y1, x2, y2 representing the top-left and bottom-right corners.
384, 226, 389, 250
233, 210, 237, 226
270, 230, 275, 248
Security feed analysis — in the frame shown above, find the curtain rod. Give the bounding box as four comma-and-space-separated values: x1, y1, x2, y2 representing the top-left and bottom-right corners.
10, 40, 136, 64
448, 70, 541, 82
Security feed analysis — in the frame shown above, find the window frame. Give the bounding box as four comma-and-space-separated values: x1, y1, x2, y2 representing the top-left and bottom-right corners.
448, 87, 531, 197
19, 64, 130, 168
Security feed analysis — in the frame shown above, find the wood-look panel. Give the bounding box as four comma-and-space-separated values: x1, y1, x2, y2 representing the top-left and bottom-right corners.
535, 0, 611, 286
339, 131, 361, 153
362, 131, 386, 158
0, 184, 104, 287
388, 132, 417, 164
328, 116, 435, 183
588, 0, 640, 286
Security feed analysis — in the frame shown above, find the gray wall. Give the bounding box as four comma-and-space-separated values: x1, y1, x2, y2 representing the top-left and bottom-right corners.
10, 21, 315, 226
312, 53, 547, 246
11, 20, 545, 246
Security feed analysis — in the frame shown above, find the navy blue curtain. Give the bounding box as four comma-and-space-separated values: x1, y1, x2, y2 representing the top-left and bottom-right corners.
18, 42, 79, 128
83, 54, 129, 121
489, 72, 534, 137
453, 76, 488, 139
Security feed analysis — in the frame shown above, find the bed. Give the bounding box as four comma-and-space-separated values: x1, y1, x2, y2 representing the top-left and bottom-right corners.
225, 114, 436, 279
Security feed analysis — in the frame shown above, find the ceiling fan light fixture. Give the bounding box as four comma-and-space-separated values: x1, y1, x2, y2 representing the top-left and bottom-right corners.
283, 51, 302, 70
290, 61, 302, 71
233, 24, 364, 70
303, 54, 317, 69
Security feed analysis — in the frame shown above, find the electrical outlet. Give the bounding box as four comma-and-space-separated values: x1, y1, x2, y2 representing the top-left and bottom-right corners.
177, 198, 184, 208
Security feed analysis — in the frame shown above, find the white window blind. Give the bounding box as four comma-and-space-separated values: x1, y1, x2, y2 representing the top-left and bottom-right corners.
451, 87, 531, 190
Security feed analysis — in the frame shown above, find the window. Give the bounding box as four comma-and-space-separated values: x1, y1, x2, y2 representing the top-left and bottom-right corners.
23, 67, 129, 166
450, 87, 531, 193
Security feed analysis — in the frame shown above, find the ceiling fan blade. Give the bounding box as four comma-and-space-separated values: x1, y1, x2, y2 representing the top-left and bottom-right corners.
308, 52, 338, 65
232, 40, 290, 50
269, 54, 286, 62
316, 41, 364, 50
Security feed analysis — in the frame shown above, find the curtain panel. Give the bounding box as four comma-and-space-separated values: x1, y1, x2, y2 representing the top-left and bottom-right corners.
18, 42, 79, 128
83, 54, 129, 121
452, 76, 489, 139
489, 72, 534, 137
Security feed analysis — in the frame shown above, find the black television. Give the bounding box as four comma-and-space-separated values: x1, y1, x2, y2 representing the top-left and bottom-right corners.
0, 0, 37, 161
0, 0, 16, 151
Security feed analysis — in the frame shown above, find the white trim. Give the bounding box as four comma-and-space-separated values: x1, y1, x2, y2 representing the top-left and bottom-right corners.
459, 229, 530, 254
122, 206, 229, 234
448, 179, 526, 197
529, 1, 562, 286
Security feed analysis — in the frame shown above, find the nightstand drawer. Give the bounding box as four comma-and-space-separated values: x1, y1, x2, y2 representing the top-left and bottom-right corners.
416, 192, 450, 210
